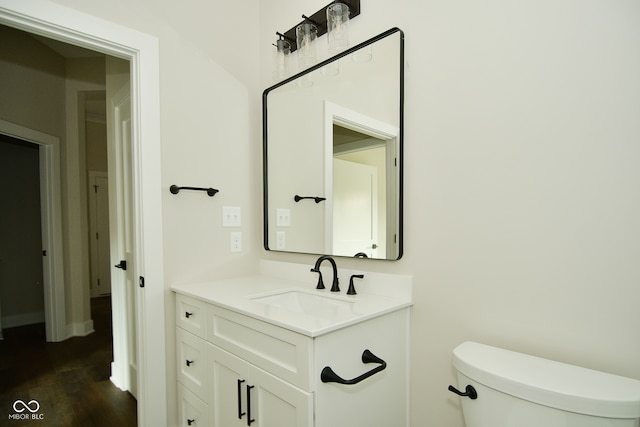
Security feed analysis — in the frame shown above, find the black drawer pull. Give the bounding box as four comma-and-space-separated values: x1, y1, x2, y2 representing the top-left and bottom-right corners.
247, 384, 255, 426
321, 349, 386, 385
185, 311, 193, 318
187, 419, 195, 426
186, 359, 194, 367
237, 379, 246, 419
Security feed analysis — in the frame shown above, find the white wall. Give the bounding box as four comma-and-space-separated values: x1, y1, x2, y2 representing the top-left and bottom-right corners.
259, 0, 640, 425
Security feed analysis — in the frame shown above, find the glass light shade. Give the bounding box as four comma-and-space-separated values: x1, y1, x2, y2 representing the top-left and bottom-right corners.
296, 22, 318, 70
272, 38, 291, 81
326, 3, 350, 55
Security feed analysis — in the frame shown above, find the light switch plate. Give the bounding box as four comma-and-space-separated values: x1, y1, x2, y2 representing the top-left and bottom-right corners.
223, 206, 241, 227
276, 208, 290, 227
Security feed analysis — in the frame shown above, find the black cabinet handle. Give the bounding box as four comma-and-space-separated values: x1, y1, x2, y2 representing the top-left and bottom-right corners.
185, 312, 193, 318
246, 384, 255, 426
187, 419, 195, 426
448, 384, 478, 399
321, 349, 386, 385
237, 379, 246, 419
186, 359, 194, 367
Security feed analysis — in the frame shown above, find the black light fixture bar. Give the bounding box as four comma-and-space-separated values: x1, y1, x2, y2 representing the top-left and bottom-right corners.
279, 0, 361, 53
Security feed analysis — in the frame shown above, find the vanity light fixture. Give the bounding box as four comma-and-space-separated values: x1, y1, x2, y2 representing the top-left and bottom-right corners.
274, 0, 360, 57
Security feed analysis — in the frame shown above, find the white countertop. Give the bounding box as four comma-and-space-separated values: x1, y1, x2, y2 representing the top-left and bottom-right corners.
172, 273, 412, 337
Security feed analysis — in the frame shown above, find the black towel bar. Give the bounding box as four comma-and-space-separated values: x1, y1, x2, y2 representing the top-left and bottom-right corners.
170, 185, 219, 197
294, 195, 326, 203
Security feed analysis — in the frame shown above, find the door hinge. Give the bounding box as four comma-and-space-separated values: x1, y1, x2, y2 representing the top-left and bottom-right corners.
139, 276, 145, 288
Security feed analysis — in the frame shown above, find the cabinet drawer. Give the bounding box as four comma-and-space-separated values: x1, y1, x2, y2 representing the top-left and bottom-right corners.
177, 383, 209, 427
176, 327, 209, 401
176, 294, 206, 339
207, 305, 313, 391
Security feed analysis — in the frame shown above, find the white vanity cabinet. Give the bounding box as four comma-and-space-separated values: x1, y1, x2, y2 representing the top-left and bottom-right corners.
174, 288, 410, 427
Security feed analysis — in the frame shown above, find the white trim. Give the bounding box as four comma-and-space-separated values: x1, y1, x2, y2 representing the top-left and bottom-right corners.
0, 2, 167, 426
68, 319, 95, 337
0, 119, 67, 342
1, 311, 46, 329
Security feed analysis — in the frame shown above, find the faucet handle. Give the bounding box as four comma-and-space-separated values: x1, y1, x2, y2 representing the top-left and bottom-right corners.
310, 268, 325, 289
347, 274, 364, 295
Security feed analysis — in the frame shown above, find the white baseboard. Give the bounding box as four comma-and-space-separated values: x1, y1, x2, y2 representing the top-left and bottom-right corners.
110, 362, 127, 391
1, 311, 45, 328
67, 319, 95, 337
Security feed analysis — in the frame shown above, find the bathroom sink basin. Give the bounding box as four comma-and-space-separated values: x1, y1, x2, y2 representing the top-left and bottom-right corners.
250, 290, 359, 322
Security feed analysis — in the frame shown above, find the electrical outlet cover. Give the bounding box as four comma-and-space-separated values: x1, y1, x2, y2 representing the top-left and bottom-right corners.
230, 232, 242, 252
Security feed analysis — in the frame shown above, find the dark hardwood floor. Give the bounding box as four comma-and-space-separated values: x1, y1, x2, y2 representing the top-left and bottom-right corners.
0, 296, 137, 426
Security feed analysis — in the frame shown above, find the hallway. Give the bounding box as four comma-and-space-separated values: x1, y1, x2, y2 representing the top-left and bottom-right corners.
0, 297, 136, 426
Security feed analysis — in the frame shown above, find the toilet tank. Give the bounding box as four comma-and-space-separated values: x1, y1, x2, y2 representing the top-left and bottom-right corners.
452, 342, 640, 427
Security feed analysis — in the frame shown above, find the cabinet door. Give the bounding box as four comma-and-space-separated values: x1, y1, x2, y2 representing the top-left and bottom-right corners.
210, 345, 313, 427
210, 345, 249, 427
249, 365, 313, 427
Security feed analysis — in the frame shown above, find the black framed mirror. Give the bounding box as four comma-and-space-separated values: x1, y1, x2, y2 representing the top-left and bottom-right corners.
263, 27, 404, 260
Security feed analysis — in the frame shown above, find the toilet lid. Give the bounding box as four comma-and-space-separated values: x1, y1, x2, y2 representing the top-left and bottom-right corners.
453, 341, 640, 419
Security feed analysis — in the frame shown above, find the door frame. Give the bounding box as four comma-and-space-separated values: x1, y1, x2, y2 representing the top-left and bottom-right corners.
0, 2, 167, 426
323, 101, 399, 257
0, 119, 66, 342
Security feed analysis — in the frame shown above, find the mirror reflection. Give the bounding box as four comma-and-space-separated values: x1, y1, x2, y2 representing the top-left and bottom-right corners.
263, 28, 403, 260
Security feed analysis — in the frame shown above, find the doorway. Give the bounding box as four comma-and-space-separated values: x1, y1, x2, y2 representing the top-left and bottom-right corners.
0, 135, 45, 332
0, 22, 138, 397
0, 3, 166, 425
0, 118, 66, 342
0, 20, 137, 409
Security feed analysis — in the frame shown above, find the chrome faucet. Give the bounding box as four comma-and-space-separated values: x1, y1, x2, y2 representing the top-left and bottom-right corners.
310, 255, 340, 292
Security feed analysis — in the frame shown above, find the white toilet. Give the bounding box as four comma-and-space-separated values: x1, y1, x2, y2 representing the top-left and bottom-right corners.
450, 341, 640, 427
